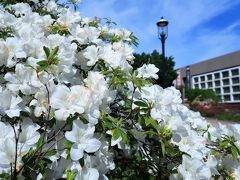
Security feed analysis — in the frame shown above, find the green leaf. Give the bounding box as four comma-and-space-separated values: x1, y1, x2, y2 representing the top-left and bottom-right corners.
64, 140, 74, 148
37, 65, 48, 72
43, 46, 50, 57
161, 140, 166, 158
219, 140, 230, 148
207, 132, 211, 140
37, 60, 48, 66
66, 169, 77, 180
231, 146, 239, 160
36, 134, 45, 149
120, 129, 128, 144
22, 147, 34, 162
44, 150, 57, 157
134, 100, 148, 108
49, 46, 59, 59
0, 173, 10, 179
145, 116, 152, 126
112, 128, 121, 140
42, 157, 52, 164
103, 121, 112, 129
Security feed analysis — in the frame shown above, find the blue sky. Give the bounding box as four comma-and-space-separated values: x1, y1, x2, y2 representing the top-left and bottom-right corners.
78, 0, 240, 68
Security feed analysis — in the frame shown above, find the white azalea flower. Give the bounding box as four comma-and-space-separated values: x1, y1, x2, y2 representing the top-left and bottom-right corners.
17, 118, 40, 152
0, 38, 26, 67
65, 120, 101, 161
70, 25, 101, 44
50, 85, 85, 120
83, 45, 99, 66
0, 121, 14, 140
110, 28, 131, 41
0, 138, 21, 174
112, 42, 134, 62
75, 167, 99, 180
4, 63, 42, 95
178, 155, 211, 180
137, 64, 159, 79
206, 155, 219, 176
0, 88, 22, 117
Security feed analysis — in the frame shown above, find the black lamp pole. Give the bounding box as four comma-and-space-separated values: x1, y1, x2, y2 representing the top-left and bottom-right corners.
156, 17, 168, 87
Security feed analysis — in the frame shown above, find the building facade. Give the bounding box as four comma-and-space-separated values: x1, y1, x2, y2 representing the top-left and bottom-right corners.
176, 51, 240, 103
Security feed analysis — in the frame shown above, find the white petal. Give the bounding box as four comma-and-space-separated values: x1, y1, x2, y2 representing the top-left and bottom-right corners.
55, 109, 70, 121
84, 138, 101, 153
5, 109, 20, 118
75, 168, 99, 180
70, 144, 84, 161
65, 131, 77, 143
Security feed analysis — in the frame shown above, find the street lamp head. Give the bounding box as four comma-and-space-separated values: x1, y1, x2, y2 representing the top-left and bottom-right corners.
156, 17, 168, 40
156, 17, 168, 27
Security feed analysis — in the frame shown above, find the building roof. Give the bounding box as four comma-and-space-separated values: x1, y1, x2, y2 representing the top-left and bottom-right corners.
179, 50, 240, 78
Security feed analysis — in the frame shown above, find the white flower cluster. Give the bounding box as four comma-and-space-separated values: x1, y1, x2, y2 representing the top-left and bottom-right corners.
136, 85, 240, 179
0, 1, 239, 179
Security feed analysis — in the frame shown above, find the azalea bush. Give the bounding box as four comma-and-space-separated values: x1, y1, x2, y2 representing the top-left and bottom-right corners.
0, 1, 239, 179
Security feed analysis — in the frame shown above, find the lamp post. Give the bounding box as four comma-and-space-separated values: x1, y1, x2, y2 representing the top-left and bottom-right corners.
156, 17, 168, 62
156, 17, 168, 87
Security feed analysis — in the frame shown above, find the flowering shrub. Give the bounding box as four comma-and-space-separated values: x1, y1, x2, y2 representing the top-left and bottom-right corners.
0, 1, 239, 179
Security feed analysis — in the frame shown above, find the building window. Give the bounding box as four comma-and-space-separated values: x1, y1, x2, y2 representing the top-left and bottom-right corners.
222, 71, 229, 78
207, 74, 212, 80
207, 82, 212, 88
233, 94, 240, 101
215, 80, 220, 87
233, 85, 240, 92
232, 77, 240, 84
223, 87, 230, 93
231, 69, 239, 76
214, 73, 220, 79
223, 79, 229, 86
200, 83, 205, 88
194, 77, 198, 83
215, 88, 221, 94
200, 76, 205, 82
224, 95, 231, 101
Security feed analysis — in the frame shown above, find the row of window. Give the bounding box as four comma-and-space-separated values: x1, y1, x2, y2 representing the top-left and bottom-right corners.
193, 68, 239, 83
194, 78, 240, 88
192, 66, 240, 102
221, 94, 240, 101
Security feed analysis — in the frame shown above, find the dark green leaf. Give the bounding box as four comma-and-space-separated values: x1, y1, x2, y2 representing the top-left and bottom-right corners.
43, 46, 50, 57
37, 60, 48, 66
79, 157, 84, 167
0, 173, 10, 179
134, 100, 148, 108
44, 150, 57, 157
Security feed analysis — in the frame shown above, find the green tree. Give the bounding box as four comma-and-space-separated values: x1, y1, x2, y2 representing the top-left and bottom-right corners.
132, 50, 177, 88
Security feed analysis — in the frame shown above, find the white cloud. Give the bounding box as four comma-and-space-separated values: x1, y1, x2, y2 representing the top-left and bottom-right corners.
78, 0, 240, 68
79, 0, 139, 26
